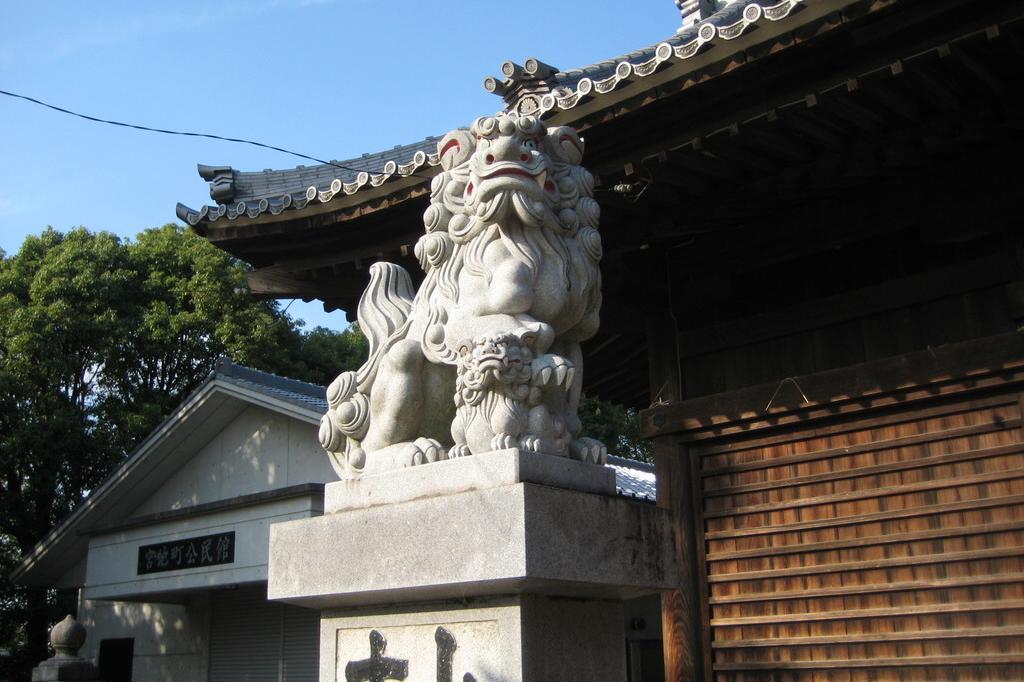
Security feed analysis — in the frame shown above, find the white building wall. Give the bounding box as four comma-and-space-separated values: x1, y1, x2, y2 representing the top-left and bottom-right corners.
83, 497, 321, 601
78, 593, 210, 682
73, 403, 332, 680
134, 405, 332, 515
286, 414, 333, 487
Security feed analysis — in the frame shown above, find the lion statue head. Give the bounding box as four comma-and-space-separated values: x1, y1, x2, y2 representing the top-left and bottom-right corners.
419, 113, 601, 250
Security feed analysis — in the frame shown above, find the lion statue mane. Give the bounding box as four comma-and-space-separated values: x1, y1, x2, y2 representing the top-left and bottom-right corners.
319, 113, 605, 477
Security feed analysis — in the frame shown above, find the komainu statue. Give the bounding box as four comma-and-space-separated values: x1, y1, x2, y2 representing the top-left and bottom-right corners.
319, 113, 605, 477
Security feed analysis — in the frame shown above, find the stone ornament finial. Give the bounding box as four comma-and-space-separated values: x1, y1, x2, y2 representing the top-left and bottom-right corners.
320, 114, 606, 478
31, 615, 104, 682
49, 614, 87, 658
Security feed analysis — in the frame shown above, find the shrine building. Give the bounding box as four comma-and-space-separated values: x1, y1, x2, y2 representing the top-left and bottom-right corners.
173, 0, 1024, 679
15, 0, 1024, 680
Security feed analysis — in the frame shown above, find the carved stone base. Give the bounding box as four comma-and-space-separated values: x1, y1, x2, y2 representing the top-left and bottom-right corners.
269, 468, 675, 680
270, 480, 674, 609
321, 596, 626, 682
31, 658, 103, 682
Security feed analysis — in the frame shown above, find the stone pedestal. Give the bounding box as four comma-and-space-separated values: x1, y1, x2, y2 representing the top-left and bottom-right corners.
268, 450, 676, 681
31, 615, 104, 682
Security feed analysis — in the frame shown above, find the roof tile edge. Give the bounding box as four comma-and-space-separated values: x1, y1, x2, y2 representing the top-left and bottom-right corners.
177, 0, 809, 228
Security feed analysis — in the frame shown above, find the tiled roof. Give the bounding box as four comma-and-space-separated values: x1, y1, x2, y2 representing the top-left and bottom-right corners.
678, 0, 746, 28
607, 455, 658, 502
215, 359, 657, 500
175, 136, 443, 226
497, 0, 806, 116
214, 358, 328, 414
175, 0, 808, 228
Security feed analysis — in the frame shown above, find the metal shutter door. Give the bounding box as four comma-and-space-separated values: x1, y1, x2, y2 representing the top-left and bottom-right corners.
281, 605, 319, 682
209, 585, 282, 682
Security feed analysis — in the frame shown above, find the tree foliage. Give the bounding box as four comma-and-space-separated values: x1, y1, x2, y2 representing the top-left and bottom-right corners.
284, 324, 370, 388
578, 396, 652, 463
0, 225, 366, 681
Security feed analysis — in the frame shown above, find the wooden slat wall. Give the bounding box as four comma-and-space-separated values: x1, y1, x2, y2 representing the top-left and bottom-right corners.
694, 387, 1024, 680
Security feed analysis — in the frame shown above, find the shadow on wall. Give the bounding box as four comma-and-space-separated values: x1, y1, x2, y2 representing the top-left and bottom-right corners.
77, 594, 209, 681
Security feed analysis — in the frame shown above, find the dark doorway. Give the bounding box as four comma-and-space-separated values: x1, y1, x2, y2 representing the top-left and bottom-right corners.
98, 638, 134, 682
627, 639, 665, 682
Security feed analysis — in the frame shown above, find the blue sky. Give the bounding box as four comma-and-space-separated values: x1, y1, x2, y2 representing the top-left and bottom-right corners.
0, 0, 679, 329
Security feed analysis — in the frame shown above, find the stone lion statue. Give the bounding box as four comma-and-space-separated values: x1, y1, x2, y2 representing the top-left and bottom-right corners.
318, 113, 605, 477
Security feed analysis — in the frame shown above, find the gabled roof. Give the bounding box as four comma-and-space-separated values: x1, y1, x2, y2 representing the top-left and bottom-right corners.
174, 0, 814, 227
12, 358, 657, 585
10, 360, 326, 587
215, 358, 328, 413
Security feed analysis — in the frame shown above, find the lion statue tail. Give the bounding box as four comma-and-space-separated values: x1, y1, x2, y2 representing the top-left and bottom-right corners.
319, 262, 415, 474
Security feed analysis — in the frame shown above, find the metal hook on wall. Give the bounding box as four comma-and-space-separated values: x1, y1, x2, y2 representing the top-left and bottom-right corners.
763, 376, 811, 414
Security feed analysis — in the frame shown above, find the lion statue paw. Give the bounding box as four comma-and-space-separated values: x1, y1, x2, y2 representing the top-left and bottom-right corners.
409, 437, 445, 466
571, 437, 607, 465
519, 433, 544, 453
490, 433, 518, 451
531, 354, 575, 391
447, 443, 472, 459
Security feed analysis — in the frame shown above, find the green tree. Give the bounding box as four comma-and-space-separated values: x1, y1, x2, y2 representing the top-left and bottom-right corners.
286, 324, 370, 387
0, 228, 135, 677
99, 224, 313, 451
579, 396, 652, 462
0, 225, 365, 681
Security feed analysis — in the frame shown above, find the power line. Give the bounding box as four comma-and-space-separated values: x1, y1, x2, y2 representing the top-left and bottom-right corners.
0, 88, 436, 180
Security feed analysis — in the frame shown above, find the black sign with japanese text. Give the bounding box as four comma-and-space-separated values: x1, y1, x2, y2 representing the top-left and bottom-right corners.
137, 531, 235, 575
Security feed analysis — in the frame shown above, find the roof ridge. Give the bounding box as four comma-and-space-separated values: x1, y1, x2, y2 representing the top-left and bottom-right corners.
231, 134, 448, 179
607, 454, 655, 473
214, 357, 326, 398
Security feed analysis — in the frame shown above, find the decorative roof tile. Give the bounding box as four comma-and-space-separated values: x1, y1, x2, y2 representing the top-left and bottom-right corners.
494, 0, 806, 116
176, 0, 806, 226
176, 136, 443, 226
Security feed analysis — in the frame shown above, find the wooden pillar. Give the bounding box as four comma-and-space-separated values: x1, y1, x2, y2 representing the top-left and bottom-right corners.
655, 438, 708, 682
646, 308, 707, 682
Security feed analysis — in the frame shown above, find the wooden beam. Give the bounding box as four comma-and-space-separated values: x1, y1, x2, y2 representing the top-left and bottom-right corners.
268, 233, 418, 273
246, 266, 365, 301
676, 254, 1015, 358
648, 162, 713, 196
714, 653, 1024, 671
641, 331, 1024, 440
696, 128, 780, 175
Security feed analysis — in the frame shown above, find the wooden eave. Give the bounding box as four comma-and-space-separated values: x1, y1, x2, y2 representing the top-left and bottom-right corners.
186, 0, 1024, 407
